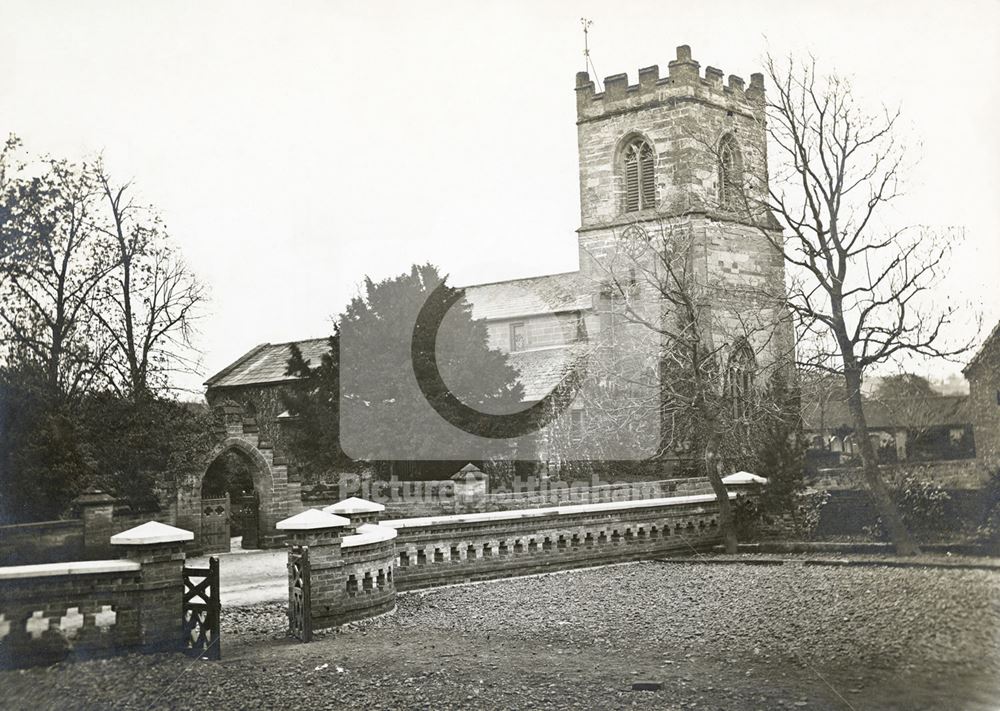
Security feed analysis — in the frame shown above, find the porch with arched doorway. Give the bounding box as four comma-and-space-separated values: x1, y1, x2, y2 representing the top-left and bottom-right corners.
176, 435, 288, 553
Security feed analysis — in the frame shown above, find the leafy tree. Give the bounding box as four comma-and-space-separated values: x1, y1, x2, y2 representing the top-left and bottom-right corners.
0, 364, 90, 522
0, 139, 210, 519
81, 394, 214, 512
873, 373, 937, 400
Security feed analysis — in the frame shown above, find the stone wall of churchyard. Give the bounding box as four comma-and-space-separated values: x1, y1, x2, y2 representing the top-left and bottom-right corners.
0, 491, 198, 566
0, 523, 192, 668
0, 519, 84, 566
0, 492, 161, 565
809, 460, 993, 492
808, 460, 995, 537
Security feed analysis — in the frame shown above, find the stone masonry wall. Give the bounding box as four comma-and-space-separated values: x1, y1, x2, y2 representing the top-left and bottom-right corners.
0, 520, 84, 566
0, 563, 143, 667
966, 336, 1000, 465
485, 312, 583, 353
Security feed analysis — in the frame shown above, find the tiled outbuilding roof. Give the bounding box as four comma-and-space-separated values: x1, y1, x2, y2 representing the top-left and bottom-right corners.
801, 394, 970, 431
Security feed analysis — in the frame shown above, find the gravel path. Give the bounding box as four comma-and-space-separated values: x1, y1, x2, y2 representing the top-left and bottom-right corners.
2, 560, 997, 710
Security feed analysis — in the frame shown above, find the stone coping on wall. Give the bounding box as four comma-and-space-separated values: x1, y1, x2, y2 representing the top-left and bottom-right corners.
382, 492, 735, 529
0, 559, 141, 580
341, 523, 398, 548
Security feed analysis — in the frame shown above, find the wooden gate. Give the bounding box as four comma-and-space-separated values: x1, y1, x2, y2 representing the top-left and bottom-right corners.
288, 545, 312, 642
182, 556, 221, 660
201, 495, 231, 554
237, 492, 260, 549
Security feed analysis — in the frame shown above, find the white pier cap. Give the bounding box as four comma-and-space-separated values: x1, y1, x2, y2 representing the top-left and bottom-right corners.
323, 496, 385, 515
276, 508, 351, 531
110, 521, 194, 546
722, 471, 769, 485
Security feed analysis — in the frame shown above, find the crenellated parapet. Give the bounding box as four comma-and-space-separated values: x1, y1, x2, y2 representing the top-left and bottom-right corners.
576, 45, 765, 122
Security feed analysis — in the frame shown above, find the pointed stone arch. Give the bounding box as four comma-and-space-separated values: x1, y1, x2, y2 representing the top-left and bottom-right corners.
176, 406, 291, 550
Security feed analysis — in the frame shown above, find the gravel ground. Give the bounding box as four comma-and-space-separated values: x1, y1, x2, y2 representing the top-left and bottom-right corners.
2, 560, 998, 710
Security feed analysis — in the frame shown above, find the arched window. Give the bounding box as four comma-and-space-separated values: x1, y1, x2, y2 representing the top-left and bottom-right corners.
623, 138, 655, 212
726, 341, 756, 421
718, 134, 743, 209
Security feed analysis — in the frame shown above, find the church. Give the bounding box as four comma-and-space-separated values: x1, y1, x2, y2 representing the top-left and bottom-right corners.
202, 45, 792, 542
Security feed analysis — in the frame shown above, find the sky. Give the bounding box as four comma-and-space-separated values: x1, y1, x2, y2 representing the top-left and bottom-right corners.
3, 0, 999, 397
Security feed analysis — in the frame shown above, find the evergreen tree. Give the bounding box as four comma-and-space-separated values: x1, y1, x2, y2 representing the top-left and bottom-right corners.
283, 264, 527, 480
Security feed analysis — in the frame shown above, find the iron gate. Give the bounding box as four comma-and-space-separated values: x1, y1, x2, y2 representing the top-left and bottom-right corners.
201, 495, 231, 554
182, 556, 221, 660
289, 545, 312, 642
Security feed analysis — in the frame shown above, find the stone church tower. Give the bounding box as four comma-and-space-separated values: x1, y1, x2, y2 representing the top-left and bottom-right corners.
569, 45, 793, 460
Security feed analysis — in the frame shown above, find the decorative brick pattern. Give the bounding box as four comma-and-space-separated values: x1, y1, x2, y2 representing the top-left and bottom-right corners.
0, 524, 191, 668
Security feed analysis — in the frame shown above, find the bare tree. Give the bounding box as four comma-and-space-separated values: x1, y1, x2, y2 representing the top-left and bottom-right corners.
737, 57, 976, 555
0, 146, 116, 398
574, 220, 793, 553
91, 166, 207, 399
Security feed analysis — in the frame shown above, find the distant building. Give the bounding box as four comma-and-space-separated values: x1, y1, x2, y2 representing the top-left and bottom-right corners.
964, 321, 1000, 464
801, 393, 974, 465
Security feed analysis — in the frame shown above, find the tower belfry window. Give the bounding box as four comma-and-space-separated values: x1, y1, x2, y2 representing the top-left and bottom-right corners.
623, 139, 655, 212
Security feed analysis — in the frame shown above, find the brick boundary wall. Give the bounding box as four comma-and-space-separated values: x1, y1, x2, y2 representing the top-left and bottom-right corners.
0, 561, 144, 667
384, 494, 727, 591
309, 476, 717, 520
0, 523, 192, 669
282, 485, 761, 633
337, 537, 396, 626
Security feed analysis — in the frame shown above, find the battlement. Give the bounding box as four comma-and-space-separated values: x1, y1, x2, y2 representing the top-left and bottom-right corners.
575, 45, 764, 121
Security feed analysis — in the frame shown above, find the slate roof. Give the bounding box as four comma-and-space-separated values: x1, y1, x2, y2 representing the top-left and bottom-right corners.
801, 394, 970, 431
508, 344, 590, 402
460, 271, 593, 321
205, 337, 332, 389
208, 337, 587, 404
206, 271, 595, 391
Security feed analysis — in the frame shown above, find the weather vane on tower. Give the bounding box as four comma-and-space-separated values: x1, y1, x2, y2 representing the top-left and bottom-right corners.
580, 17, 601, 91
